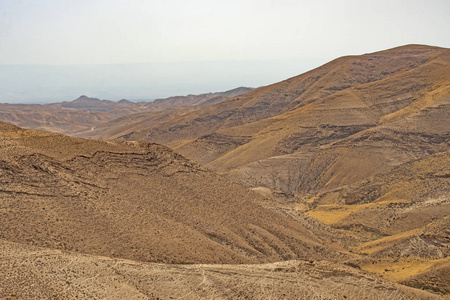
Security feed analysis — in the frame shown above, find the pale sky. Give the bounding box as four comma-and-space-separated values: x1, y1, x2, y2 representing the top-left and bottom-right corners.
0, 0, 449, 102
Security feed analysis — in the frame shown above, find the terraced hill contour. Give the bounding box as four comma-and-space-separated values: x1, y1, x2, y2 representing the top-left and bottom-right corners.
120, 45, 449, 195
0, 121, 342, 265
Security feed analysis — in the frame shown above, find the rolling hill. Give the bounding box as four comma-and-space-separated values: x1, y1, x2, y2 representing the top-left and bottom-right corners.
0, 121, 345, 265
4, 121, 439, 298
86, 44, 448, 296
1, 45, 448, 298
117, 45, 449, 196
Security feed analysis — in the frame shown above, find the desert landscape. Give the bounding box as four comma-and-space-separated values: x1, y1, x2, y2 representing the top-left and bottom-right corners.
0, 43, 449, 299
0, 87, 253, 137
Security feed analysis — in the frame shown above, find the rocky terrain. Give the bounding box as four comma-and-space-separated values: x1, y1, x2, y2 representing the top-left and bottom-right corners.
0, 121, 346, 265
1, 45, 449, 298
1, 239, 441, 300
1, 121, 446, 298
91, 44, 449, 297
296, 150, 450, 295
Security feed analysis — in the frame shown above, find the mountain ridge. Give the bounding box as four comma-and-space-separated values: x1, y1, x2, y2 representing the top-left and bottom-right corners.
0, 121, 345, 265
113, 44, 449, 196
0, 87, 253, 136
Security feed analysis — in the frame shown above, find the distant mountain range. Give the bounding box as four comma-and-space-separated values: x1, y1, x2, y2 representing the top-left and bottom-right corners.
0, 87, 253, 135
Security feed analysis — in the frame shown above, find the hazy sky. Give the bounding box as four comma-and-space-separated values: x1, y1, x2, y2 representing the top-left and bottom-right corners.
0, 0, 449, 102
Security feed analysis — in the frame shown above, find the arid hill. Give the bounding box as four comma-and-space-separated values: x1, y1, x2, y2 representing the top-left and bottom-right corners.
0, 121, 344, 265
5, 121, 434, 298
1, 45, 448, 298
82, 45, 449, 296
0, 102, 117, 135
0, 95, 149, 135
118, 45, 449, 196
56, 95, 136, 112
1, 121, 446, 298
0, 87, 252, 136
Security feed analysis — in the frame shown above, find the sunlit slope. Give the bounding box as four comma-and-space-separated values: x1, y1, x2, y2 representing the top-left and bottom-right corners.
0, 239, 439, 300
0, 122, 343, 265
121, 45, 449, 195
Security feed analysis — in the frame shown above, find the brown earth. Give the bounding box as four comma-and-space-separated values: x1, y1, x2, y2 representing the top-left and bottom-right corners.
299, 151, 450, 295
1, 45, 449, 298
2, 121, 445, 297
402, 263, 450, 296
0, 239, 441, 300
0, 121, 345, 265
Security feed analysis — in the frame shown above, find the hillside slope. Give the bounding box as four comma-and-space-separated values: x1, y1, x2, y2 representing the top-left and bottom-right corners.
121, 45, 450, 195
0, 121, 343, 265
74, 87, 254, 140
303, 151, 450, 295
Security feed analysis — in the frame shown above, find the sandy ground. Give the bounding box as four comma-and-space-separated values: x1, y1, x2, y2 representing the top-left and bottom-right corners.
0, 239, 442, 300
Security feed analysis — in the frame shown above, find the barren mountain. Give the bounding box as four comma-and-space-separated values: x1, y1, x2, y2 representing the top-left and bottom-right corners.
0, 102, 117, 135
0, 121, 345, 265
84, 45, 449, 296
73, 87, 253, 140
55, 95, 136, 112
0, 87, 252, 136
0, 96, 146, 135
120, 45, 449, 196
1, 44, 448, 298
